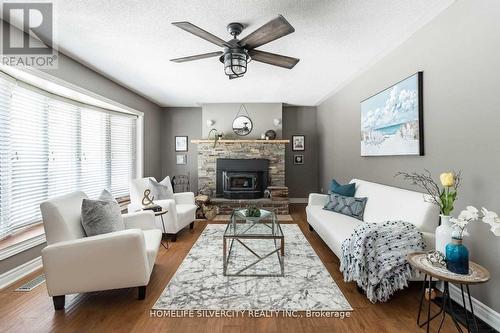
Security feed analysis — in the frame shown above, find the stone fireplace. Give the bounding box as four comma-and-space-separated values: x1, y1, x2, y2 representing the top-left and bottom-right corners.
196, 140, 286, 195
194, 139, 289, 214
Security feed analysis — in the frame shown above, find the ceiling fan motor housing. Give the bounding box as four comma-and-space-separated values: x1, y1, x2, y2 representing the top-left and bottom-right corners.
227, 22, 244, 37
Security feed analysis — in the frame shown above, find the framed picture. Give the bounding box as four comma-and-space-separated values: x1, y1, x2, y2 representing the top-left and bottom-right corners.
292, 135, 305, 151
361, 72, 424, 156
175, 136, 188, 152
293, 154, 304, 165
176, 154, 187, 165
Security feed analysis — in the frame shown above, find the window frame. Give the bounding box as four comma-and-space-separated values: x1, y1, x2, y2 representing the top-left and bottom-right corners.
0, 67, 144, 260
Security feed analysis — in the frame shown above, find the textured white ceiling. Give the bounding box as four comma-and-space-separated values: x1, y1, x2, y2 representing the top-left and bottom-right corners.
11, 0, 454, 106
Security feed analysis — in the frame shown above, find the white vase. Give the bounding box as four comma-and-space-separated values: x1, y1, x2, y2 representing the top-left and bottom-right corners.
435, 215, 453, 256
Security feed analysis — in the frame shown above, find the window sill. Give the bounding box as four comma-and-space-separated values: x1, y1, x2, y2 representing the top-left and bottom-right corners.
0, 224, 46, 261
0, 196, 128, 260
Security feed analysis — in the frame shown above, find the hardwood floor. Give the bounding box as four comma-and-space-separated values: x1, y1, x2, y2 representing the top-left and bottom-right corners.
0, 204, 460, 333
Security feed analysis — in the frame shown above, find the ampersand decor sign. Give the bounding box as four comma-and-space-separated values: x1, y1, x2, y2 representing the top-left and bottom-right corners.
142, 189, 155, 206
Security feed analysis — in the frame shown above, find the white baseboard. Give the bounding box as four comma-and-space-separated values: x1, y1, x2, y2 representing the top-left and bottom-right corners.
0, 256, 43, 290
289, 198, 308, 204
438, 283, 500, 331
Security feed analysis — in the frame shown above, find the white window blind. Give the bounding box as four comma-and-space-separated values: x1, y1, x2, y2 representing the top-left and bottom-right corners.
0, 73, 137, 238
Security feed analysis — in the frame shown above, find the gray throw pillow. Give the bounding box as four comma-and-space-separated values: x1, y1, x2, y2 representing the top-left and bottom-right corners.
323, 193, 368, 221
99, 189, 117, 203
149, 178, 174, 200
81, 189, 125, 237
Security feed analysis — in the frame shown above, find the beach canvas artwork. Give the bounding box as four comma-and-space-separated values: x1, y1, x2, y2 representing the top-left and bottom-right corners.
361, 72, 423, 156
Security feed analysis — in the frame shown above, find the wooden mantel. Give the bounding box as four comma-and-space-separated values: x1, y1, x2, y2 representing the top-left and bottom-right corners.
191, 139, 289, 144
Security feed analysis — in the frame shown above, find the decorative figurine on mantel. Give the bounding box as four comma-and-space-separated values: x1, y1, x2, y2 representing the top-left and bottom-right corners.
265, 129, 277, 140
208, 128, 223, 148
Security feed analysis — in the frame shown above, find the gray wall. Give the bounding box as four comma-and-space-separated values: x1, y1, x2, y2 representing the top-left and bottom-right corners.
161, 107, 202, 192
202, 103, 282, 139
317, 0, 500, 311
283, 106, 319, 198
161, 105, 318, 197
0, 21, 163, 276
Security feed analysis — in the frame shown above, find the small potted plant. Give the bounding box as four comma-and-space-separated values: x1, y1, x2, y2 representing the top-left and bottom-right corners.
246, 206, 261, 218
447, 206, 500, 274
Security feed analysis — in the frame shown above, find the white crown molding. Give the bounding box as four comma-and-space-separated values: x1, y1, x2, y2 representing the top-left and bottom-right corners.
0, 256, 43, 290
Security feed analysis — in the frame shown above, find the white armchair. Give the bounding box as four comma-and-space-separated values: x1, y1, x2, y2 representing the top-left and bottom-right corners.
40, 191, 162, 310
128, 177, 197, 241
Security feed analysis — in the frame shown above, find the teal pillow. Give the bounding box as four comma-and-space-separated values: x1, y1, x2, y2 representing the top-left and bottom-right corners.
329, 179, 356, 197
323, 193, 367, 221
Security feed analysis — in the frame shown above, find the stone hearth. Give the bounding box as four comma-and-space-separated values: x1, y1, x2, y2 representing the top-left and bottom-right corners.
211, 198, 289, 215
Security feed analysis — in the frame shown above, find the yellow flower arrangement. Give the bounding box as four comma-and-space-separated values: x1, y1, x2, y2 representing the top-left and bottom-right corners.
440, 172, 455, 187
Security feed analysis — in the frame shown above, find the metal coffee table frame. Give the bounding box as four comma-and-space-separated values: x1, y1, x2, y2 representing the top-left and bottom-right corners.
223, 209, 284, 277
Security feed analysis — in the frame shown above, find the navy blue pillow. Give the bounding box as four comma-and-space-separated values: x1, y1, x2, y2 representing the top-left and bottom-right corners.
329, 179, 356, 197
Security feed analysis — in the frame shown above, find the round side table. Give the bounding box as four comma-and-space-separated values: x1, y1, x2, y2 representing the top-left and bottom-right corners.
407, 252, 490, 333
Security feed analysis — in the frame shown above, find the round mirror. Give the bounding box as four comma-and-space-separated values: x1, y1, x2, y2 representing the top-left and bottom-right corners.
232, 116, 253, 136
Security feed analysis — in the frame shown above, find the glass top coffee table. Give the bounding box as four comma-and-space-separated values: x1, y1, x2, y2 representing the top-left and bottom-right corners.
223, 208, 284, 277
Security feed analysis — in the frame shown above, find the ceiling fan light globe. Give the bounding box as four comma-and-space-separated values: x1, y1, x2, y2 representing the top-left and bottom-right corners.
223, 49, 249, 78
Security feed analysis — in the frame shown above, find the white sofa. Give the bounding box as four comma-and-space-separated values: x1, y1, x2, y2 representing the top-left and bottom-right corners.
127, 177, 197, 241
40, 191, 162, 310
306, 179, 439, 259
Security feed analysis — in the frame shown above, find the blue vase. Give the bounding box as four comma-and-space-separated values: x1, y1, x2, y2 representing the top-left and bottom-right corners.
446, 238, 469, 274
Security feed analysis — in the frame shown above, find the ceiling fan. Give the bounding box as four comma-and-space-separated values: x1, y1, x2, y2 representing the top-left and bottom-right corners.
170, 15, 299, 79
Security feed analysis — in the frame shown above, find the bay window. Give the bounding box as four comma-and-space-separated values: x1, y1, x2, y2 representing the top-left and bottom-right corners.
0, 72, 138, 239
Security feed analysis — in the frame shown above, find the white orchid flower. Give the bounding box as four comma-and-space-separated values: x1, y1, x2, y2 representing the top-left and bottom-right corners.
490, 225, 500, 236
466, 206, 479, 218
466, 206, 479, 213
450, 206, 500, 237
450, 216, 470, 239
481, 207, 500, 236
481, 207, 499, 224
458, 206, 479, 221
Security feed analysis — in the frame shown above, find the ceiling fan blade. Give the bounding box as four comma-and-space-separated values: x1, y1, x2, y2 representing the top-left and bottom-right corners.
248, 50, 299, 69
170, 51, 223, 63
240, 15, 295, 49
172, 21, 229, 47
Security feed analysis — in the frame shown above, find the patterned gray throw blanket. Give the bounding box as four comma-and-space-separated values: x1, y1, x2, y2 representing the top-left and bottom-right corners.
340, 220, 425, 303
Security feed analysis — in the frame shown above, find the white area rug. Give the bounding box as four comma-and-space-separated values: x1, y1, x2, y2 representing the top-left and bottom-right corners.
153, 224, 352, 311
